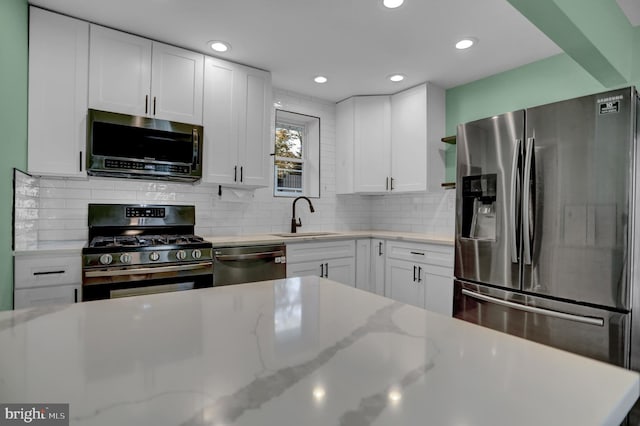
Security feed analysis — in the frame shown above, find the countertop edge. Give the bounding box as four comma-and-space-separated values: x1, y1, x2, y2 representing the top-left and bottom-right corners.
12, 232, 454, 255
205, 231, 454, 247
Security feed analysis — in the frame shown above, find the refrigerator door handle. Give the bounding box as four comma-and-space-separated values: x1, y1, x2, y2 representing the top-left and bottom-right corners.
461, 289, 605, 327
509, 139, 521, 263
522, 137, 534, 265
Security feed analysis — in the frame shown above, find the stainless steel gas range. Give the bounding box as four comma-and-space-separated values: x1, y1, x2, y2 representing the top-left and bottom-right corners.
82, 204, 213, 301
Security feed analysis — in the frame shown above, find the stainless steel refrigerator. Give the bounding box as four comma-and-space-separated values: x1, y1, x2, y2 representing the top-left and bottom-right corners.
453, 87, 639, 379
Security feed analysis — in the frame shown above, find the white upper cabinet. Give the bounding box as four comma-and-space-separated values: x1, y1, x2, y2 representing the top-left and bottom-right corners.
28, 7, 89, 178
202, 57, 272, 187
89, 25, 203, 125
354, 96, 392, 193
150, 42, 204, 124
336, 83, 445, 194
391, 84, 428, 192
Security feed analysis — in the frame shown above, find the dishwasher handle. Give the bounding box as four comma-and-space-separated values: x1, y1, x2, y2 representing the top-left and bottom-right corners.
215, 250, 285, 262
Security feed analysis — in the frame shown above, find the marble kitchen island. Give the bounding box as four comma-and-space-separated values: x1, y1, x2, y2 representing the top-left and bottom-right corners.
0, 277, 637, 425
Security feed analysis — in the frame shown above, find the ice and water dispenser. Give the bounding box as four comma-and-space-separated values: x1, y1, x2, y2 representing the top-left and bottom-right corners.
461, 174, 497, 240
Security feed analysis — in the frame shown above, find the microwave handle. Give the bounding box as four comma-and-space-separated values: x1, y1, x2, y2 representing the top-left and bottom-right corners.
193, 128, 199, 166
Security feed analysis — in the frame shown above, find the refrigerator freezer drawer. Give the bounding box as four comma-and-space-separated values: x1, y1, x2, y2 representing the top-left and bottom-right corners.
453, 280, 629, 368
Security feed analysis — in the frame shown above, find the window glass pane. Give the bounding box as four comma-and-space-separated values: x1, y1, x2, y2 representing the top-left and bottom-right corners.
275, 160, 303, 194
275, 123, 303, 160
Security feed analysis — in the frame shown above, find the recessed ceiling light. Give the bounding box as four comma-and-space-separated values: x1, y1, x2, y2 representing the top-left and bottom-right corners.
388, 74, 405, 82
455, 38, 476, 50
314, 75, 328, 84
383, 0, 404, 8
209, 41, 231, 53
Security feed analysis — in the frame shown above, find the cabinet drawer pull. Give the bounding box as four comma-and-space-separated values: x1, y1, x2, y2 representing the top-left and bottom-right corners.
410, 251, 425, 256
33, 270, 65, 276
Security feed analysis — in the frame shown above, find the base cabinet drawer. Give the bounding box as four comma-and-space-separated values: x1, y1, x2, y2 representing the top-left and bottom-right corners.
14, 254, 81, 289
14, 284, 81, 309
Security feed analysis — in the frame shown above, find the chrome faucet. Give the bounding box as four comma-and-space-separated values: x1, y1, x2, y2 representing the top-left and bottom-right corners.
291, 196, 315, 233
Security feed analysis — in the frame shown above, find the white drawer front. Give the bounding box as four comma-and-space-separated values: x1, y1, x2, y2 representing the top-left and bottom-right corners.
386, 241, 453, 267
14, 254, 81, 289
286, 240, 356, 263
14, 284, 80, 309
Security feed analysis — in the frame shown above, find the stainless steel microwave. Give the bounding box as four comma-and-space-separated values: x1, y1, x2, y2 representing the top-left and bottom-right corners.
86, 109, 203, 182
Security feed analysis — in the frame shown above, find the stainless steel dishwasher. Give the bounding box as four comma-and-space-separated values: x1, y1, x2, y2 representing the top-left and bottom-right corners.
213, 244, 286, 286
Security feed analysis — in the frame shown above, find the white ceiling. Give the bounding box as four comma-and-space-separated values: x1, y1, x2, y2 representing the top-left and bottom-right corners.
617, 0, 640, 26
29, 0, 563, 102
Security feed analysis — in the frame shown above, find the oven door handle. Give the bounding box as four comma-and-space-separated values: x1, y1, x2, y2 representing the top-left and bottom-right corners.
461, 289, 604, 327
84, 262, 212, 278
215, 251, 285, 262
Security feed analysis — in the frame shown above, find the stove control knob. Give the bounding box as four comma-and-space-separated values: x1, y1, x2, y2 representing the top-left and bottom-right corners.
120, 253, 132, 264
192, 249, 202, 259
99, 254, 113, 265
176, 250, 187, 261
149, 252, 160, 262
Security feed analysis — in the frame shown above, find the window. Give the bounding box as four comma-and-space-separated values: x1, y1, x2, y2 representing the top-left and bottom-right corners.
274, 110, 320, 198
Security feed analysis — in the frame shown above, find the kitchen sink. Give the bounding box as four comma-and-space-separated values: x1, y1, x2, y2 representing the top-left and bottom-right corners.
271, 232, 337, 238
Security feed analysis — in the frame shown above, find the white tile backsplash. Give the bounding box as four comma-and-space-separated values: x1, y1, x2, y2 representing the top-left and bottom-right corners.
18, 90, 455, 244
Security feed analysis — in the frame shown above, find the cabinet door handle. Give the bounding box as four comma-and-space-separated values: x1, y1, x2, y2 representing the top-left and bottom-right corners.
417, 266, 422, 283
325, 262, 329, 278
320, 263, 324, 277
413, 265, 417, 282
153, 96, 157, 115
386, 177, 389, 190
74, 288, 78, 303
234, 165, 238, 182
240, 166, 243, 182
33, 270, 65, 276
390, 177, 395, 191
79, 151, 83, 172
145, 95, 149, 114
378, 242, 383, 256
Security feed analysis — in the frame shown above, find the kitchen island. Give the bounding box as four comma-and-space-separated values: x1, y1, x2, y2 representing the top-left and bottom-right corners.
0, 277, 637, 425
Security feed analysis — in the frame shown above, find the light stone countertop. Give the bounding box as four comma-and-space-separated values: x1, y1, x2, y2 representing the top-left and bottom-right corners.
13, 240, 86, 256
12, 231, 453, 256
0, 276, 637, 425
204, 230, 454, 247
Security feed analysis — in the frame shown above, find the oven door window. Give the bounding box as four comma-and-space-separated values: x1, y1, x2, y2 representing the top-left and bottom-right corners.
82, 266, 212, 301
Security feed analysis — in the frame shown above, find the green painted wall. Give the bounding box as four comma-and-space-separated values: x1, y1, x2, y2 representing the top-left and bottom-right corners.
444, 50, 640, 182
0, 0, 28, 310
446, 53, 607, 134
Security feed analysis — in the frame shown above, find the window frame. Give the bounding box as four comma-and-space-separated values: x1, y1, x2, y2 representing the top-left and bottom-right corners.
273, 109, 320, 198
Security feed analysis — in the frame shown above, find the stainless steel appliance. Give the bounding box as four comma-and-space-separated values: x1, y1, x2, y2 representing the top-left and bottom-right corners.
453, 87, 638, 374
213, 244, 286, 286
86, 109, 203, 182
82, 204, 213, 301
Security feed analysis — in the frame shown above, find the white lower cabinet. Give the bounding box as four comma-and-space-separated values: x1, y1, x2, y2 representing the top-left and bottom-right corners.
14, 253, 82, 309
370, 239, 386, 296
14, 285, 81, 309
385, 258, 424, 307
286, 240, 356, 287
355, 239, 372, 292
384, 240, 454, 316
